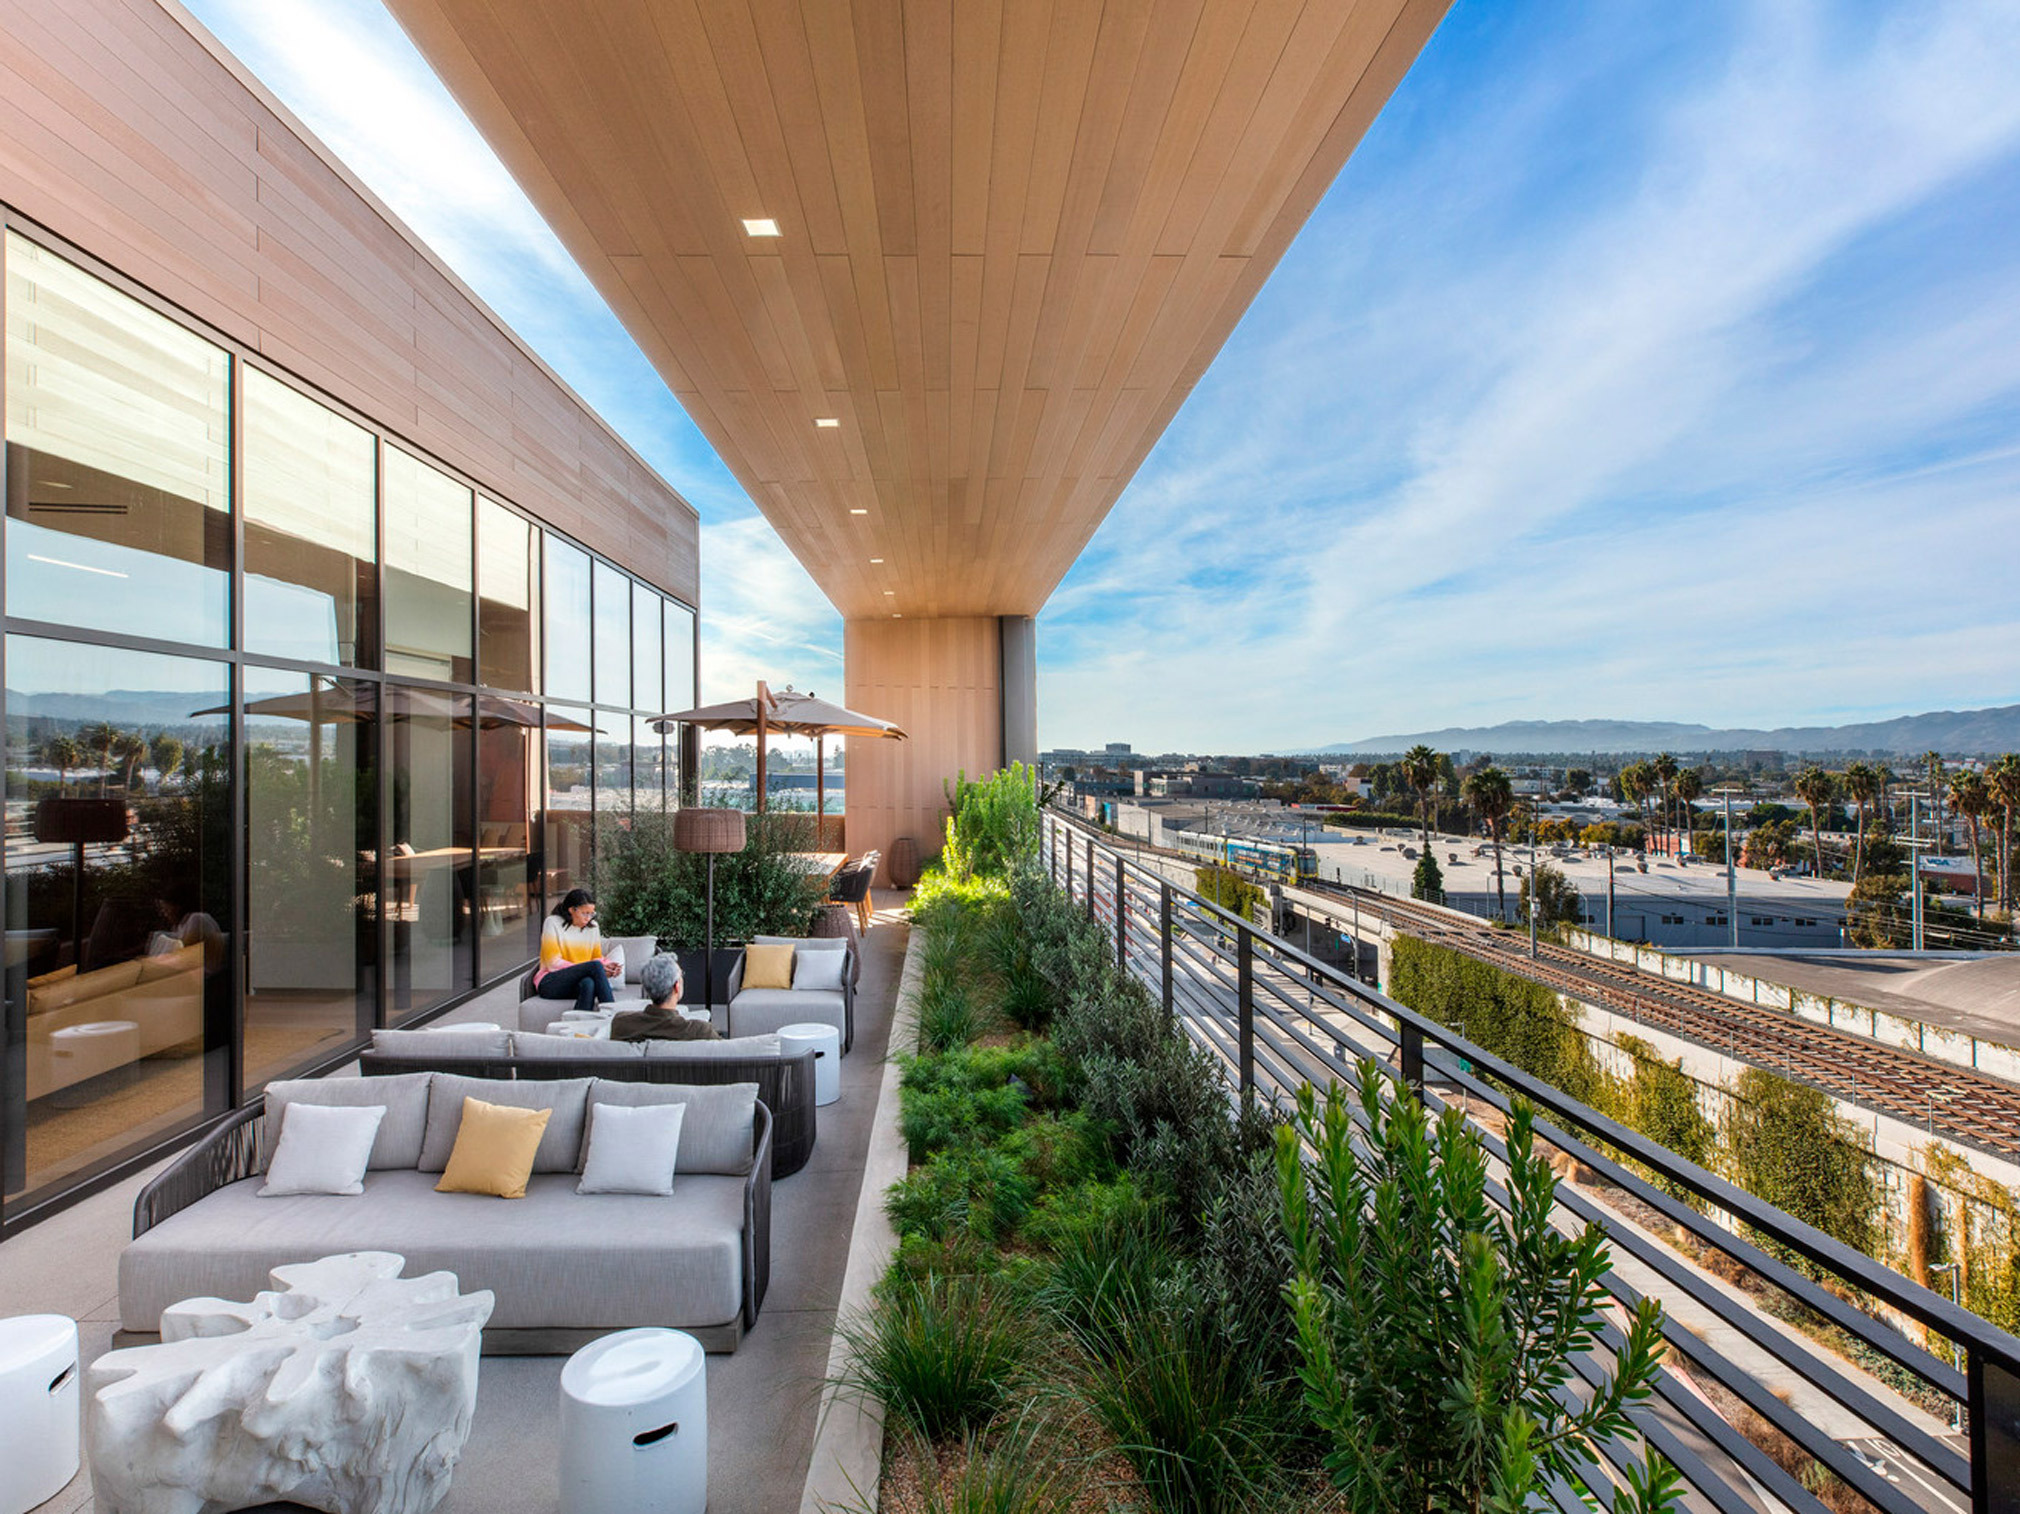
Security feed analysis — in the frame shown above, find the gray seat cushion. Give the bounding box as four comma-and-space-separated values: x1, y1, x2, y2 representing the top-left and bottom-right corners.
119, 1170, 746, 1333
586, 1080, 756, 1176
641, 1034, 781, 1061
419, 1075, 591, 1173
515, 1033, 645, 1060
371, 1027, 511, 1060
262, 1073, 432, 1170
728, 987, 844, 1041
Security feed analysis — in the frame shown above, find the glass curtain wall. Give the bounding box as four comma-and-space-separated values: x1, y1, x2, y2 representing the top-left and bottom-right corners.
0, 230, 698, 1224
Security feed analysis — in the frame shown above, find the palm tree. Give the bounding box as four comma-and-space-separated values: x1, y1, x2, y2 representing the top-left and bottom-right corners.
1990, 755, 2020, 915
1924, 751, 1947, 856
1648, 753, 1676, 853
149, 733, 184, 786
1617, 761, 1649, 845
1400, 743, 1441, 859
1463, 765, 1515, 922
77, 720, 120, 795
1674, 768, 1703, 853
1842, 761, 1878, 885
41, 734, 80, 793
112, 731, 149, 791
1952, 771, 1992, 920
1793, 766, 1836, 878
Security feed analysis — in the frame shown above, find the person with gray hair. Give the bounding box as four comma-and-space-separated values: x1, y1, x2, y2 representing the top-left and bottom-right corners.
611, 952, 719, 1042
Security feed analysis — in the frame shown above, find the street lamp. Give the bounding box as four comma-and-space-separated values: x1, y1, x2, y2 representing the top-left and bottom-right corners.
1713, 785, 1746, 949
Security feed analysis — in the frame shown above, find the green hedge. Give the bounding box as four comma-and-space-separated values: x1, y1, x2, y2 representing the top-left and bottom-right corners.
1387, 934, 1601, 1101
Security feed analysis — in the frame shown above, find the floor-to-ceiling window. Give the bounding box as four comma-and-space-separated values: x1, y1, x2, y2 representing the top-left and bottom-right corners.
0, 226, 698, 1225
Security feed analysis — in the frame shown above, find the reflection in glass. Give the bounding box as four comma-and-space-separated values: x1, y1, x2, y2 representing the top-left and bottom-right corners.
478, 499, 539, 692
592, 561, 629, 709
633, 715, 665, 814
477, 697, 543, 965
593, 706, 631, 816
387, 686, 473, 1021
243, 370, 377, 665
544, 705, 593, 912
5, 234, 231, 645
632, 584, 661, 714
544, 536, 591, 703
664, 599, 697, 713
244, 672, 375, 1086
2, 635, 230, 1207
383, 448, 473, 682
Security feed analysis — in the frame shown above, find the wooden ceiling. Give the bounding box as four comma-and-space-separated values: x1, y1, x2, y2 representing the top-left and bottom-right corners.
382, 0, 1449, 619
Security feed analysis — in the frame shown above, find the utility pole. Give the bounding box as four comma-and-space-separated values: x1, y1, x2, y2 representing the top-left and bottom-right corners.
1529, 803, 1540, 959
1714, 786, 1743, 950
1605, 846, 1615, 940
1912, 792, 1925, 952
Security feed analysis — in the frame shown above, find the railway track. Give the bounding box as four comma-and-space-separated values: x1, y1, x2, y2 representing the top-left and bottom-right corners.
1303, 880, 2020, 1160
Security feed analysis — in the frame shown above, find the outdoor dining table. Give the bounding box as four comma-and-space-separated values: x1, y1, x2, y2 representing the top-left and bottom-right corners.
783, 851, 848, 883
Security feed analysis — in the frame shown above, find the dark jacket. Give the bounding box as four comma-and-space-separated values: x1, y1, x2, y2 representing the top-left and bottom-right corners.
609, 1005, 721, 1042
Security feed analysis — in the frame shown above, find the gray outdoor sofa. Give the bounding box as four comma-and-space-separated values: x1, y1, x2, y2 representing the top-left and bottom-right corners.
117, 1071, 772, 1354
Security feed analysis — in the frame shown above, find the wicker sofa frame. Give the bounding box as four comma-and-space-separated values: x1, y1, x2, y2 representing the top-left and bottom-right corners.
357, 1047, 817, 1179
127, 1096, 774, 1355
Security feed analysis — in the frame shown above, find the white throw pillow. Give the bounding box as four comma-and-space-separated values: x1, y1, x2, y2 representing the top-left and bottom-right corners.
577, 1102, 686, 1196
793, 949, 846, 991
261, 1102, 386, 1196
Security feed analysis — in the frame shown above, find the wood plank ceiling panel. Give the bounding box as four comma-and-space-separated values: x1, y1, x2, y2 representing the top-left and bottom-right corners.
382, 0, 1451, 618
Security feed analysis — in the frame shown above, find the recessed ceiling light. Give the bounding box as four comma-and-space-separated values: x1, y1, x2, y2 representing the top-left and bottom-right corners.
891, 613, 902, 619
883, 590, 895, 596
814, 417, 840, 428
869, 557, 884, 564
849, 508, 868, 515
741, 218, 780, 237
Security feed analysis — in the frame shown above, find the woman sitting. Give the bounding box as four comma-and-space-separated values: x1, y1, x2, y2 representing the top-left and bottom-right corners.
612, 955, 720, 1043
533, 888, 621, 1014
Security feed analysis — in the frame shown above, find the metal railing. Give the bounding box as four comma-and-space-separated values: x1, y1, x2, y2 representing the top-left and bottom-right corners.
1044, 810, 2020, 1514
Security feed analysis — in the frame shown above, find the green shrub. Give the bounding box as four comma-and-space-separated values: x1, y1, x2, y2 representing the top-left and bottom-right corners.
891, 1421, 1081, 1514
1036, 1208, 1179, 1359
1613, 1034, 1716, 1186
1077, 1294, 1295, 1514
836, 1273, 1039, 1441
901, 1079, 1030, 1162
916, 974, 993, 1053
999, 964, 1054, 1031
1023, 1174, 1151, 1255
942, 764, 1041, 881
1388, 935, 1603, 1101
592, 809, 827, 943
1277, 1072, 1677, 1513
888, 1146, 1039, 1245
1194, 864, 1263, 922
1001, 1111, 1110, 1191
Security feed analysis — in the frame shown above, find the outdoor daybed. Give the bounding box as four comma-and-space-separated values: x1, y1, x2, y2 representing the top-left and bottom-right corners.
117, 1071, 772, 1355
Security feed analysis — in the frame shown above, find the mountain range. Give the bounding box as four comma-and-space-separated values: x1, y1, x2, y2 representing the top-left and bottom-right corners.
1319, 705, 2020, 758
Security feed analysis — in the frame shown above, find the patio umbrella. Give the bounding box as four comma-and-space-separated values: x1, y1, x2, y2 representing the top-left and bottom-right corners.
652, 683, 907, 816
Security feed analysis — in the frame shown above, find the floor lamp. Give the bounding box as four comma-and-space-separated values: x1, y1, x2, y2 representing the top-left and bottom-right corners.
674, 807, 746, 1013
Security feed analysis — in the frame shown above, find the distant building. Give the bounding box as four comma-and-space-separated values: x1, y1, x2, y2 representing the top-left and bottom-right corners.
1105, 742, 1132, 756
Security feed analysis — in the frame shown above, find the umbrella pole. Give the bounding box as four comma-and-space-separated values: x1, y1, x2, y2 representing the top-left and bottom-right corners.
817, 735, 825, 842
755, 681, 768, 814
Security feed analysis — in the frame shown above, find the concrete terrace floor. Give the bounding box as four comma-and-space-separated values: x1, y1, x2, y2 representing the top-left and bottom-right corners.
7, 891, 912, 1514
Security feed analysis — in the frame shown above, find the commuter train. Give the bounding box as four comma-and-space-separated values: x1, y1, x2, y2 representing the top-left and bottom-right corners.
1169, 828, 1318, 885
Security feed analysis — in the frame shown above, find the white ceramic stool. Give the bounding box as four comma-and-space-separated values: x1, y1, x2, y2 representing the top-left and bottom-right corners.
777, 1022, 841, 1106
49, 1020, 139, 1102
559, 1328, 706, 1514
0, 1314, 79, 1514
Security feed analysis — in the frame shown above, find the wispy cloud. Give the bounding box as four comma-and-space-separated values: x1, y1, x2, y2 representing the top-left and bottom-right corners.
1044, 0, 2020, 750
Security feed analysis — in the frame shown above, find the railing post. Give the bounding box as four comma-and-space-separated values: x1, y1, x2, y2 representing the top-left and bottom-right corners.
1970, 1347, 2020, 1514
1160, 882, 1173, 1020
1115, 854, 1127, 968
1237, 925, 1255, 1101
1401, 1021, 1425, 1102
1050, 816, 1059, 885
1064, 823, 1072, 899
1085, 836, 1095, 920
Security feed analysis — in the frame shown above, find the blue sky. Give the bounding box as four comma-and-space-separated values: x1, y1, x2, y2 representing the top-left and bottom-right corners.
184, 0, 2020, 754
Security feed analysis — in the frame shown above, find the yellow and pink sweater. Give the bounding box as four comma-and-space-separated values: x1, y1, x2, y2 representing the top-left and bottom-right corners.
534, 917, 618, 985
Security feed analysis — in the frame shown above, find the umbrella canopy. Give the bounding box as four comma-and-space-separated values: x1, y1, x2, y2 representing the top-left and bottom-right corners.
199, 691, 590, 731
650, 688, 906, 741
652, 684, 905, 817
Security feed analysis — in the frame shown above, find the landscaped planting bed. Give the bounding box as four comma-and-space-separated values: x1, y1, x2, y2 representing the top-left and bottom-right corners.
833, 768, 1674, 1514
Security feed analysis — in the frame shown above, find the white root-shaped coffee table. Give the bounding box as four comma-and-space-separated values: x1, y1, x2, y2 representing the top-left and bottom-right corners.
87, 1251, 493, 1514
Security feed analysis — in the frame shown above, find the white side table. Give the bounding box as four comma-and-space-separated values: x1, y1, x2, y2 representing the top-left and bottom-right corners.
0, 1314, 78, 1514
560, 1328, 706, 1514
777, 1022, 841, 1106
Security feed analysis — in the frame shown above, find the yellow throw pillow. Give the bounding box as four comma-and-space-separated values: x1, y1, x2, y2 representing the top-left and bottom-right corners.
435, 1097, 552, 1198
742, 943, 795, 991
